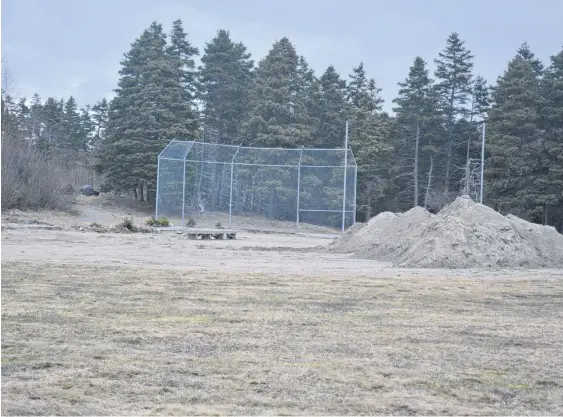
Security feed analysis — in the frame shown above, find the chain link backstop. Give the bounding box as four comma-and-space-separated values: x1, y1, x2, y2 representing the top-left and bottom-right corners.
156, 139, 357, 231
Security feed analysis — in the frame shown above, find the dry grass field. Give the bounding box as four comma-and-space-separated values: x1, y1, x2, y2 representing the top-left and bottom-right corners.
2, 196, 563, 415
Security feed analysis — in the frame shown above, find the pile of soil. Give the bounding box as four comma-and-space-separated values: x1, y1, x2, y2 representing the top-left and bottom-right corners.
331, 196, 563, 268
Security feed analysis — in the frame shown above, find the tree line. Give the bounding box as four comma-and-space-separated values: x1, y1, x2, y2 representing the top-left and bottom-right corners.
2, 19, 562, 231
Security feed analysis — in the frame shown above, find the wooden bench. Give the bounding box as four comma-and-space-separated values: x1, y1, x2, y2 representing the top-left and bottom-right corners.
183, 228, 239, 240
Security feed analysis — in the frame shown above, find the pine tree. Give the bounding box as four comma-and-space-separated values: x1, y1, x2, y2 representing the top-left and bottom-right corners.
539, 48, 563, 230
486, 53, 543, 219
198, 29, 254, 143
434, 32, 474, 193
242, 37, 311, 147
393, 57, 440, 208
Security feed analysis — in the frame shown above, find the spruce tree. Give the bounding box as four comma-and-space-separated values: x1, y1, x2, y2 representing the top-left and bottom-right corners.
28, 94, 43, 146
167, 19, 199, 97
0, 94, 21, 142
60, 96, 86, 154
434, 32, 474, 193
198, 29, 254, 143
294, 55, 316, 143
486, 54, 543, 219
347, 63, 393, 220
101, 21, 199, 200
315, 65, 348, 148
242, 37, 310, 147
80, 105, 93, 148
539, 49, 563, 229
463, 75, 491, 184
347, 63, 368, 108
90, 98, 109, 151
393, 57, 439, 208
38, 97, 64, 153
517, 42, 544, 76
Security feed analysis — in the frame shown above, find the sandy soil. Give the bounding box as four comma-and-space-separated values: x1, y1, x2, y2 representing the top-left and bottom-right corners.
2, 195, 563, 415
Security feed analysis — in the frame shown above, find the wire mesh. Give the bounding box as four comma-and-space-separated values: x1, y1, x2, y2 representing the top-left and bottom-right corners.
156, 140, 357, 231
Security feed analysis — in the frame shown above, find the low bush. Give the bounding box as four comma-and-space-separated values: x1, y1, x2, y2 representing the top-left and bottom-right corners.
145, 217, 170, 227
119, 216, 137, 232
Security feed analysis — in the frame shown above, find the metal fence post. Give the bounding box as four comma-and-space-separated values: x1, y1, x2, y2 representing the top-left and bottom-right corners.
480, 122, 486, 204
229, 144, 242, 229
341, 121, 349, 233
296, 147, 304, 230
155, 157, 161, 219
181, 159, 187, 228
353, 165, 357, 225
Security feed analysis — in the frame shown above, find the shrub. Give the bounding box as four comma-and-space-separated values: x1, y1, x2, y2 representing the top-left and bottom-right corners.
1, 139, 76, 211
187, 217, 197, 227
119, 216, 137, 232
145, 216, 170, 227
215, 222, 223, 229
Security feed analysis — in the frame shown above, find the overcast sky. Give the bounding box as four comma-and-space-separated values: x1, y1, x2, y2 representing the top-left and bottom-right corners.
2, 0, 562, 112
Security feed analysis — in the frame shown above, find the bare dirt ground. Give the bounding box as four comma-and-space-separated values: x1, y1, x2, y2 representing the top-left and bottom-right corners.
2, 195, 563, 415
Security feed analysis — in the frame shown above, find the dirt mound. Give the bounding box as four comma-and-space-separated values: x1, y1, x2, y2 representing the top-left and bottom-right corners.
331, 196, 563, 268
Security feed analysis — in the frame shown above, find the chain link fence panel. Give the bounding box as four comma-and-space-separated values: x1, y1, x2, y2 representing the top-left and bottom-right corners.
156, 140, 357, 232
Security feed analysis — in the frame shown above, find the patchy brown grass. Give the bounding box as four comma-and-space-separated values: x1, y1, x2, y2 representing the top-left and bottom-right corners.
2, 262, 563, 415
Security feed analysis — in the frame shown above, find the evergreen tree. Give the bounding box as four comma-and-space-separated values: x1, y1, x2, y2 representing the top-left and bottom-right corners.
167, 19, 199, 97
315, 65, 348, 148
517, 42, 544, 76
539, 48, 563, 229
90, 98, 109, 151
38, 97, 64, 153
347, 63, 393, 220
28, 94, 43, 146
60, 96, 86, 153
347, 63, 368, 108
393, 57, 440, 208
0, 94, 21, 142
242, 37, 311, 147
459, 75, 491, 195
486, 54, 543, 219
100, 21, 199, 200
434, 32, 474, 193
198, 29, 254, 143
80, 105, 94, 148
471, 76, 491, 123
294, 55, 316, 143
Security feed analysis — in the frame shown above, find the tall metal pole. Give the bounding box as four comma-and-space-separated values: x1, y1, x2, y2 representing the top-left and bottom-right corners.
296, 147, 304, 230
353, 165, 357, 225
229, 144, 242, 229
480, 122, 486, 204
341, 121, 349, 233
181, 159, 187, 227
155, 158, 161, 219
